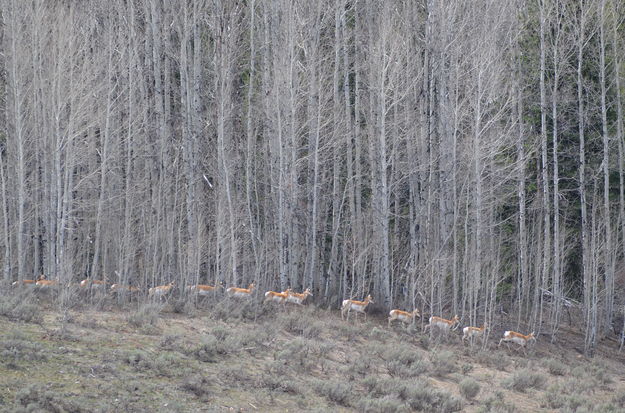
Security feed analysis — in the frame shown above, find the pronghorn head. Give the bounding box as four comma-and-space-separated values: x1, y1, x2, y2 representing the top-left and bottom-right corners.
303, 288, 313, 297
365, 295, 374, 304
248, 283, 255, 291
412, 309, 421, 317
528, 332, 536, 341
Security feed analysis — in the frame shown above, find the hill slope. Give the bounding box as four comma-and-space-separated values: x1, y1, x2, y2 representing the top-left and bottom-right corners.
1, 292, 625, 412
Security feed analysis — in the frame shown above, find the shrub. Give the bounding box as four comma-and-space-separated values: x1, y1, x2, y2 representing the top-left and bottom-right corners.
612, 390, 625, 408
221, 299, 259, 321
369, 326, 387, 340
152, 352, 187, 377
257, 374, 302, 394
361, 376, 400, 398
180, 374, 211, 399
418, 335, 430, 350
502, 369, 545, 392
544, 358, 567, 376
461, 363, 473, 374
122, 349, 154, 371
335, 322, 364, 341
1, 331, 47, 368
236, 325, 271, 349
121, 349, 187, 376
363, 341, 387, 358
356, 396, 409, 413
384, 347, 422, 365
402, 382, 459, 412
477, 350, 508, 371
459, 378, 480, 400
384, 347, 427, 378
351, 356, 372, 376
440, 394, 463, 413
430, 350, 457, 376
209, 325, 230, 341
563, 376, 594, 395
303, 321, 323, 339
159, 335, 182, 351
126, 303, 162, 328
170, 298, 192, 314
477, 394, 517, 413
14, 384, 80, 412
541, 383, 571, 409
187, 335, 230, 362
386, 359, 427, 378
275, 337, 321, 371
219, 363, 253, 386
314, 379, 352, 406
278, 311, 320, 337
587, 360, 613, 385
0, 290, 42, 323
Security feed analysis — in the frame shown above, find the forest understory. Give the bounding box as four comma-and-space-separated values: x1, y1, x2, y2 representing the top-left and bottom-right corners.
1, 287, 625, 413
2, 0, 625, 363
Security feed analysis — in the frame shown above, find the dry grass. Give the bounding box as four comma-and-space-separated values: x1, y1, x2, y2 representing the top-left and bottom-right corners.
0, 294, 625, 412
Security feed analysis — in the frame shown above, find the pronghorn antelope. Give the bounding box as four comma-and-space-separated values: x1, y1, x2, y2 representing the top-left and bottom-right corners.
110, 284, 140, 294
462, 323, 488, 345
12, 275, 45, 287
498, 330, 535, 354
149, 282, 175, 299
286, 288, 313, 305
264, 288, 292, 305
341, 294, 374, 321
80, 279, 107, 290
188, 284, 220, 296
388, 309, 420, 328
226, 283, 255, 298
424, 315, 460, 336
35, 278, 59, 288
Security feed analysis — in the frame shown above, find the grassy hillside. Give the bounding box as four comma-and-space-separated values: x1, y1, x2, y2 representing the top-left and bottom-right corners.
1, 289, 624, 412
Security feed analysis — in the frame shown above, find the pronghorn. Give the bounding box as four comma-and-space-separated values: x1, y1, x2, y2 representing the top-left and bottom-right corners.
286, 288, 313, 305
264, 288, 292, 305
110, 284, 140, 294
35, 278, 59, 289
80, 279, 107, 291
423, 315, 460, 336
12, 275, 45, 287
341, 294, 374, 321
226, 283, 255, 298
149, 282, 175, 299
498, 330, 535, 354
462, 323, 488, 345
388, 309, 420, 328
188, 284, 220, 296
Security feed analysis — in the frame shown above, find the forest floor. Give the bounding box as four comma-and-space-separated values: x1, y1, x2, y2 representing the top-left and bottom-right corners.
1, 288, 625, 412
